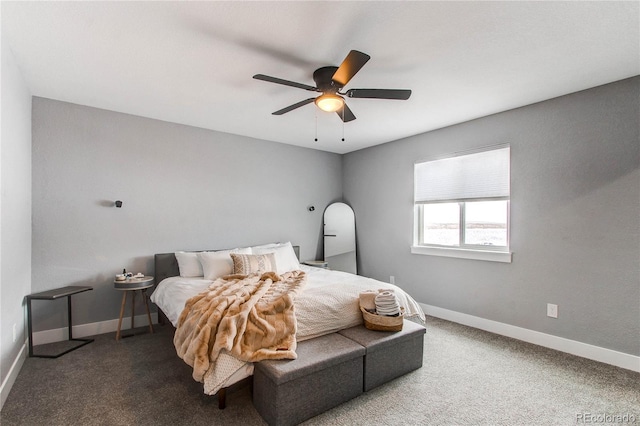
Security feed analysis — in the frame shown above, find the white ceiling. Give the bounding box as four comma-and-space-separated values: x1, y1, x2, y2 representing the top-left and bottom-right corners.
2, 1, 638, 154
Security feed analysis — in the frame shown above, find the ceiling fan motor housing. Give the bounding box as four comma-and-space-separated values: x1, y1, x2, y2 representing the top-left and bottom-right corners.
313, 66, 341, 92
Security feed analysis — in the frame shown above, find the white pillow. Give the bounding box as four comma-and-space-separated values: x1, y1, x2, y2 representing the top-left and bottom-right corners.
175, 252, 204, 277
249, 242, 281, 250
198, 248, 251, 280
252, 242, 300, 274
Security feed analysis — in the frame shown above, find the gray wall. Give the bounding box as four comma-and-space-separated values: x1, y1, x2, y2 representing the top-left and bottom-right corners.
0, 35, 32, 404
343, 77, 640, 356
31, 98, 342, 331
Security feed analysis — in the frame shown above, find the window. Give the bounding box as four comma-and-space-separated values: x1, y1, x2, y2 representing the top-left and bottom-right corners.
412, 146, 512, 262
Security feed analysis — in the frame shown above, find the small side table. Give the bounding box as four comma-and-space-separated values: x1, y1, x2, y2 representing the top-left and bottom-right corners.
114, 276, 154, 340
302, 260, 329, 269
26, 286, 94, 358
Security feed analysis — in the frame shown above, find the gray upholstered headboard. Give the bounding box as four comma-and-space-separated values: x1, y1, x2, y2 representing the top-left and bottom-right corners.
154, 245, 300, 285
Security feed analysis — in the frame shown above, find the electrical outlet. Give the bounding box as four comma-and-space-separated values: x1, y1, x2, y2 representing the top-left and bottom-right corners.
547, 303, 558, 318
12, 323, 17, 343
389, 276, 395, 284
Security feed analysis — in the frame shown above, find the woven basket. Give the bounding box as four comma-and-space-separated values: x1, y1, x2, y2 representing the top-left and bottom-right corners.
360, 306, 404, 332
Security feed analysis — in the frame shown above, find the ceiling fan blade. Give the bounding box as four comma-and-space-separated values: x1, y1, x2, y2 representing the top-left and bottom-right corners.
253, 74, 318, 91
332, 50, 371, 87
345, 88, 412, 100
336, 103, 356, 122
272, 98, 316, 115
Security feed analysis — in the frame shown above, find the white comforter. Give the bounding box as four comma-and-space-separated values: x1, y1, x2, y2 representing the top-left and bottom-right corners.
150, 265, 425, 394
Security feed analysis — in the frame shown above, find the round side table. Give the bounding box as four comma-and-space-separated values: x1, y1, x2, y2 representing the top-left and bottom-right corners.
114, 276, 155, 340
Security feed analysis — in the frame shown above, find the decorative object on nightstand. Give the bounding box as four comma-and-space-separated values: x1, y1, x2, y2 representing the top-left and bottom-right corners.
302, 260, 329, 269
114, 275, 154, 340
26, 286, 94, 358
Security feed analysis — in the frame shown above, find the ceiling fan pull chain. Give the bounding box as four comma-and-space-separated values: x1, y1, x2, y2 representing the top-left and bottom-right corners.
314, 111, 318, 142
342, 108, 345, 141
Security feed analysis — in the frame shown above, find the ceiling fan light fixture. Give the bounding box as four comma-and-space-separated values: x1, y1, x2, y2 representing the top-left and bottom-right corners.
315, 94, 344, 112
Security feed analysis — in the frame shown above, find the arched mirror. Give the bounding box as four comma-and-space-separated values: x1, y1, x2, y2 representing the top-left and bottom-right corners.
323, 202, 357, 274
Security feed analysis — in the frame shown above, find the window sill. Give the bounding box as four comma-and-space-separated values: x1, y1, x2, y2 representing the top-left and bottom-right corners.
411, 245, 512, 263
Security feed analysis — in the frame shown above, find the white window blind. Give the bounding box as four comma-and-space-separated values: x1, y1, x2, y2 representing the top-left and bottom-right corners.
415, 146, 510, 203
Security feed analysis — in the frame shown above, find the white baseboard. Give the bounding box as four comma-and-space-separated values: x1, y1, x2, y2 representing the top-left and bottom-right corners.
0, 340, 27, 411
32, 313, 158, 346
421, 303, 640, 373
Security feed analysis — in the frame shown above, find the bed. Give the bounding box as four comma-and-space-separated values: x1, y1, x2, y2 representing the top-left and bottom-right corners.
149, 242, 425, 403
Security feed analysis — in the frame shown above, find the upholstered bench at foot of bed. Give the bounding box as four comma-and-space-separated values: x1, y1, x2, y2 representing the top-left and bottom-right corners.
338, 320, 426, 392
252, 333, 365, 426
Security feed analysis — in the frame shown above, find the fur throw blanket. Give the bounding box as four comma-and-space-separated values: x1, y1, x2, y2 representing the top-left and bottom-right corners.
174, 270, 306, 383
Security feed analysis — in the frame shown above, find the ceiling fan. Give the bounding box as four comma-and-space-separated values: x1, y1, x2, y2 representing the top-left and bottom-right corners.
253, 50, 411, 122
